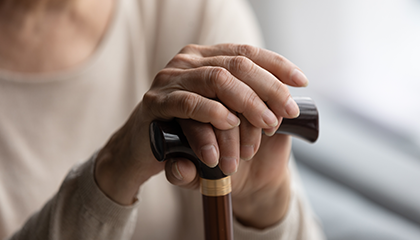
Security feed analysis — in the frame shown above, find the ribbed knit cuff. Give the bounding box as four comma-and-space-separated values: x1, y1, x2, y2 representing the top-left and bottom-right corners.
76, 152, 139, 228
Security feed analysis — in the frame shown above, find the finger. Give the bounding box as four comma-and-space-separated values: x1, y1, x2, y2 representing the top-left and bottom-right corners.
178, 55, 300, 118
189, 44, 309, 87
216, 126, 240, 175
178, 119, 220, 167
151, 67, 280, 128
263, 116, 283, 137
238, 115, 261, 161
144, 88, 241, 130
165, 158, 200, 190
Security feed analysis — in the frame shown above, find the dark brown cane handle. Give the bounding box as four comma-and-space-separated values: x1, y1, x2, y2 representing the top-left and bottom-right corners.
149, 97, 319, 175
275, 97, 319, 142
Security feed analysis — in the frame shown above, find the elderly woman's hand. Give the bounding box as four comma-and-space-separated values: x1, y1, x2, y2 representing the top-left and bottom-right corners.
94, 44, 308, 209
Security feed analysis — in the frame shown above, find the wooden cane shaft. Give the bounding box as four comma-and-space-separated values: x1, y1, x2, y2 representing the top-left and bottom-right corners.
201, 177, 233, 240
202, 193, 233, 240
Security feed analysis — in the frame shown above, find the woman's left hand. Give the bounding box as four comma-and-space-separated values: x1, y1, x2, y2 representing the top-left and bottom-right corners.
166, 117, 293, 229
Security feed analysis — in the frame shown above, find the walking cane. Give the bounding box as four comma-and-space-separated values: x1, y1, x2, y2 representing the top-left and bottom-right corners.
149, 97, 319, 240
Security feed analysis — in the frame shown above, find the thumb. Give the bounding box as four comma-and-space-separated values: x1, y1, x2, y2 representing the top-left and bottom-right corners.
165, 158, 200, 190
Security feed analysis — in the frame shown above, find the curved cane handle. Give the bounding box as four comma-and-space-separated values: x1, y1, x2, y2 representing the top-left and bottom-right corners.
276, 97, 319, 142
150, 116, 226, 179
149, 97, 319, 178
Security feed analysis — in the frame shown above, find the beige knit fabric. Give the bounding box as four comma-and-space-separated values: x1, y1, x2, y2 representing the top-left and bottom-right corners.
0, 0, 324, 239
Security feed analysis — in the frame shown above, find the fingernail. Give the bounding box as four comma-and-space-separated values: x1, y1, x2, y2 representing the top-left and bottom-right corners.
291, 69, 309, 87
241, 145, 254, 161
263, 127, 276, 137
285, 97, 300, 118
227, 112, 240, 127
201, 144, 219, 168
171, 160, 183, 180
221, 157, 238, 175
262, 109, 278, 127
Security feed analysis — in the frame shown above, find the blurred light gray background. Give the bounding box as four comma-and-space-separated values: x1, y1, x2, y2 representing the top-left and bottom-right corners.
247, 0, 420, 239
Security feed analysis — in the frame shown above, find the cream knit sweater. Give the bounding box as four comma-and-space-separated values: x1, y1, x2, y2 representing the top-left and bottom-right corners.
0, 0, 324, 239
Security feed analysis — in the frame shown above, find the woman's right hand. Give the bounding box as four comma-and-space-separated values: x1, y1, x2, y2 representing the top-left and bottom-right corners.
94, 44, 308, 205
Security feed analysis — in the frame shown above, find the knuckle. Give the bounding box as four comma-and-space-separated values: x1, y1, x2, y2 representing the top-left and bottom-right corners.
180, 44, 199, 53
229, 56, 254, 74
154, 68, 173, 85
207, 67, 234, 90
275, 53, 287, 64
208, 101, 226, 120
142, 91, 155, 106
243, 92, 260, 113
269, 81, 288, 101
209, 66, 230, 80
275, 55, 287, 69
222, 43, 236, 50
218, 130, 237, 143
168, 54, 189, 67
167, 53, 196, 68
143, 90, 166, 116
271, 53, 288, 71
236, 44, 259, 57
142, 90, 162, 107
179, 94, 201, 118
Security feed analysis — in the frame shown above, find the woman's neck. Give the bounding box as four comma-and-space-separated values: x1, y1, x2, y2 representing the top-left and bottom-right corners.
0, 0, 115, 73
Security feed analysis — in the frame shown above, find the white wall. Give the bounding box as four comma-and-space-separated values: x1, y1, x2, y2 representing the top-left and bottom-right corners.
248, 0, 420, 146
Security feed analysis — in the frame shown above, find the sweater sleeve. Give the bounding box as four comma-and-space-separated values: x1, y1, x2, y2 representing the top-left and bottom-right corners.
8, 153, 138, 240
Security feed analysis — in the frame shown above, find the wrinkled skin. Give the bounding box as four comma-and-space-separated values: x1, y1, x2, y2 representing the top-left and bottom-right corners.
95, 43, 309, 229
